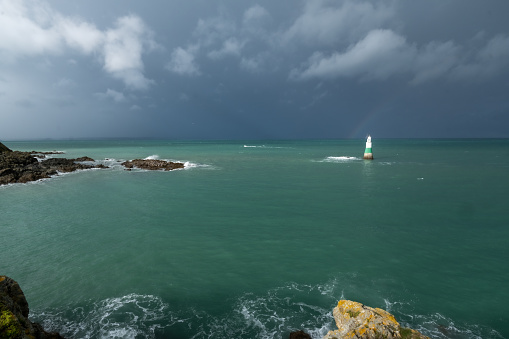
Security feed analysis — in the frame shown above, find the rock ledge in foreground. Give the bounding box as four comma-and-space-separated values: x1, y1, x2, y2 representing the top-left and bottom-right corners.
323, 300, 429, 339
0, 276, 64, 339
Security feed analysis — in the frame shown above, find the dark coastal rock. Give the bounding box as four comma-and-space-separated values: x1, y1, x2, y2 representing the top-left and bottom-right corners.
122, 159, 185, 171
0, 276, 65, 339
0, 142, 12, 153
74, 156, 95, 162
0, 151, 38, 168
40, 157, 93, 173
289, 330, 312, 339
0, 151, 48, 185
0, 144, 106, 185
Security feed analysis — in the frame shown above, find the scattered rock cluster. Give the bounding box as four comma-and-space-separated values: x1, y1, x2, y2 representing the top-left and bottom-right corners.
0, 276, 64, 339
0, 143, 106, 185
0, 142, 185, 186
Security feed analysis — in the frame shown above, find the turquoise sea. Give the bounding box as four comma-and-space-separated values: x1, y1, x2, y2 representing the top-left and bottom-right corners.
1, 139, 508, 339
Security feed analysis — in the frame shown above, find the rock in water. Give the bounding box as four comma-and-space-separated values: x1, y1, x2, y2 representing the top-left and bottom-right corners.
0, 276, 65, 338
323, 300, 429, 339
122, 159, 185, 171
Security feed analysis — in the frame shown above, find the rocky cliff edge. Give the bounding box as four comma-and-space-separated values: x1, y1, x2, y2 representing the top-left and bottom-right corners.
0, 276, 64, 339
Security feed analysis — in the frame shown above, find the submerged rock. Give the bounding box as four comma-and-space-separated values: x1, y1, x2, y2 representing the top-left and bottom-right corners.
289, 330, 312, 338
0, 276, 64, 338
323, 300, 429, 339
122, 159, 185, 171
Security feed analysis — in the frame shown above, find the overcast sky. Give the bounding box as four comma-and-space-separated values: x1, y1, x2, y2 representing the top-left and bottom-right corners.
1, 0, 508, 140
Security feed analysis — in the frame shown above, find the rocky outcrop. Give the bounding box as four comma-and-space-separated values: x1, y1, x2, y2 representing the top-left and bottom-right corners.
122, 159, 185, 171
0, 142, 107, 185
0, 276, 64, 339
323, 300, 429, 339
37, 158, 97, 173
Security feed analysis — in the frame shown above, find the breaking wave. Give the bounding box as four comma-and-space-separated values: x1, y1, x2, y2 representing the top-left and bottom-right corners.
32, 294, 170, 339
144, 155, 159, 160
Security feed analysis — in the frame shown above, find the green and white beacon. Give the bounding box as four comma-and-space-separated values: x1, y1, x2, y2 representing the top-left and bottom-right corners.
363, 135, 373, 160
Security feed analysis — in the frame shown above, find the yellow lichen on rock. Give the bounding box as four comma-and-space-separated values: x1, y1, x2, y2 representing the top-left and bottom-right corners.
0, 310, 22, 338
323, 300, 430, 339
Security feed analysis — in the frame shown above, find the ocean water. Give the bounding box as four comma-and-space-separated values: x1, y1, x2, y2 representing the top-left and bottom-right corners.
1, 139, 508, 339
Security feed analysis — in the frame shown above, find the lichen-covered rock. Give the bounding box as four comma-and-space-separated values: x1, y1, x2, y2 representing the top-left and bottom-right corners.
122, 159, 185, 171
323, 300, 429, 339
0, 309, 23, 338
0, 276, 64, 339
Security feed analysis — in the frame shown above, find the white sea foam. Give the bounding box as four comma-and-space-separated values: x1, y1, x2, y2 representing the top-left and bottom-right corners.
383, 299, 504, 339
31, 282, 504, 339
322, 156, 360, 162
97, 158, 125, 170
183, 161, 212, 170
243, 145, 290, 149
187, 281, 340, 339
32, 294, 170, 339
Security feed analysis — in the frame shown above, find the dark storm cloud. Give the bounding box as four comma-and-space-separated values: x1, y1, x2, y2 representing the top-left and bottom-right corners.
1, 0, 508, 140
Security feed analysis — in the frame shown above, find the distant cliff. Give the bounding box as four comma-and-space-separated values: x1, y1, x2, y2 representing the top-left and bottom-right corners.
0, 276, 64, 339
